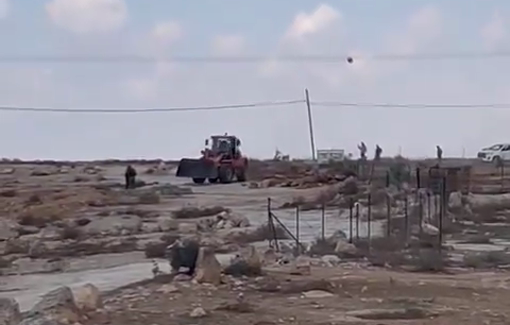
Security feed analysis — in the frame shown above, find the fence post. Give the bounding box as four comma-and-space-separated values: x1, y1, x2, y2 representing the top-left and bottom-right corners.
385, 171, 390, 187
404, 195, 409, 242
267, 197, 272, 248
418, 193, 423, 236
349, 198, 353, 243
367, 193, 372, 248
427, 191, 431, 223
386, 193, 391, 237
295, 206, 300, 254
321, 203, 325, 240
439, 176, 446, 251
355, 202, 360, 240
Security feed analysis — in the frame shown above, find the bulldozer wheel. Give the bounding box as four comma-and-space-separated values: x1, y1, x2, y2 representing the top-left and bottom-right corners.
236, 169, 246, 182
192, 178, 205, 184
208, 178, 218, 184
218, 166, 234, 184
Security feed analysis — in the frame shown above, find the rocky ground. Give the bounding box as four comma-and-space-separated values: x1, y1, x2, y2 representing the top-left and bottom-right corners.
3, 158, 510, 324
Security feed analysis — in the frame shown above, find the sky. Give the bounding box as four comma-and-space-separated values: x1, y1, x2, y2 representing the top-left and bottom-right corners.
0, 0, 509, 160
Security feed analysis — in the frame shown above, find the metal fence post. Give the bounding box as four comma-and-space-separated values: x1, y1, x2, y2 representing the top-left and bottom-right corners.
295, 206, 300, 254
321, 204, 326, 240
349, 198, 353, 243
355, 202, 360, 240
386, 193, 391, 237
404, 195, 409, 242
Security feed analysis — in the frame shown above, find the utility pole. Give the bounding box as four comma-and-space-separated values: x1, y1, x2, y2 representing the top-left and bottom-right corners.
305, 88, 316, 161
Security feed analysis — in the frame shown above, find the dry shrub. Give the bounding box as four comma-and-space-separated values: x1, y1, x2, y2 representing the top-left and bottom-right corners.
463, 251, 510, 269
408, 249, 447, 273
224, 260, 263, 277
308, 237, 336, 256
0, 189, 17, 197
58, 226, 83, 240
26, 194, 42, 205
145, 234, 180, 258
173, 206, 227, 219
138, 192, 161, 204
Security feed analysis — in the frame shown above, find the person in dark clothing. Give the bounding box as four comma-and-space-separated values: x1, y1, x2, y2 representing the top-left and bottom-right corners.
375, 145, 382, 161
165, 238, 200, 276
124, 165, 137, 189
436, 145, 443, 161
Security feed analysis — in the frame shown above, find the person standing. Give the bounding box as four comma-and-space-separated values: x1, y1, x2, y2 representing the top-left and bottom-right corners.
358, 142, 367, 160
375, 145, 382, 161
436, 145, 443, 161
124, 165, 137, 189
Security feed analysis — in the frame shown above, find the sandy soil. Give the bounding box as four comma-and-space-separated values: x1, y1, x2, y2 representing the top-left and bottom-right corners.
84, 266, 510, 325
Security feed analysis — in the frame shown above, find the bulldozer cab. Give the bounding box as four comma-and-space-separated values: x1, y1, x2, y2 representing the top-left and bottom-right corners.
209, 135, 240, 158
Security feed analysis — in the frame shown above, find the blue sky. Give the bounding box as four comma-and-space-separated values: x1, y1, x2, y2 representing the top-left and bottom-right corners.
0, 0, 508, 160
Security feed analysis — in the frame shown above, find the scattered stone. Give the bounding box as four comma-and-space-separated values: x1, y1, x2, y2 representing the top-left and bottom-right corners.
73, 283, 103, 312
302, 290, 335, 299
0, 168, 14, 175
83, 215, 142, 236
157, 284, 179, 294
346, 307, 434, 320
28, 240, 49, 258
224, 246, 263, 277
0, 220, 17, 241
189, 307, 207, 318
178, 222, 198, 234
157, 216, 178, 231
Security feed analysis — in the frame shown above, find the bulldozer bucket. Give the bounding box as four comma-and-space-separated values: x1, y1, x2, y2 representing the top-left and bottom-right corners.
175, 158, 218, 179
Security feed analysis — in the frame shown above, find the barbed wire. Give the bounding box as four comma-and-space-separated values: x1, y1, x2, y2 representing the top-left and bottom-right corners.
3, 51, 510, 63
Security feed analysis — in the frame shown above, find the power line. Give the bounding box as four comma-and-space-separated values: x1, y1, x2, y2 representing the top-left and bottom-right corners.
0, 99, 304, 113
1, 99, 510, 114
2, 51, 510, 63
312, 101, 510, 109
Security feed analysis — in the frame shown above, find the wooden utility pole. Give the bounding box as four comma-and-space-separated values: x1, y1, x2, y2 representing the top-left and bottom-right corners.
305, 88, 316, 161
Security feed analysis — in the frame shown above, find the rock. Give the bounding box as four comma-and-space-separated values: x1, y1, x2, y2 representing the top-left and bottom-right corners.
29, 286, 81, 324
38, 227, 62, 240
194, 247, 222, 285
157, 216, 178, 231
156, 284, 179, 293
141, 222, 161, 233
83, 215, 142, 236
0, 298, 21, 325
289, 258, 311, 276
17, 225, 40, 236
224, 246, 263, 277
73, 283, 102, 312
321, 254, 341, 266
448, 191, 463, 210
189, 307, 207, 318
30, 169, 53, 176
346, 307, 432, 320
302, 290, 334, 298
334, 240, 357, 256
18, 315, 62, 325
28, 240, 49, 258
0, 168, 14, 175
178, 223, 198, 234
0, 220, 17, 241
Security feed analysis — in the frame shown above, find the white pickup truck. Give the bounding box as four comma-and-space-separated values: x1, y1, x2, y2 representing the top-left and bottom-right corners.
477, 143, 510, 163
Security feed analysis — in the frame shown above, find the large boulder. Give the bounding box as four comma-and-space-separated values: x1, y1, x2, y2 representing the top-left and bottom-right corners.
0, 220, 17, 241
83, 215, 142, 236
0, 298, 21, 325
28, 286, 81, 324
194, 247, 222, 285
73, 283, 103, 312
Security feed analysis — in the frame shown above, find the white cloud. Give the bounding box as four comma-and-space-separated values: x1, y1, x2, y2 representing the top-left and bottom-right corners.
152, 21, 182, 45
390, 5, 443, 55
284, 4, 341, 40
210, 34, 245, 55
0, 0, 9, 19
46, 0, 127, 34
481, 12, 505, 49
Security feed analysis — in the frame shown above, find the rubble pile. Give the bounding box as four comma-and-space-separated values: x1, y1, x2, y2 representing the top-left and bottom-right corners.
248, 162, 357, 189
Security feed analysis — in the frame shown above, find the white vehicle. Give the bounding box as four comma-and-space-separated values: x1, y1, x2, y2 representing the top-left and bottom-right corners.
477, 143, 510, 163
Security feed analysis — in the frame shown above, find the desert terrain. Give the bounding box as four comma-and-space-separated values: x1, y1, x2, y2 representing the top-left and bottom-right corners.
2, 157, 510, 324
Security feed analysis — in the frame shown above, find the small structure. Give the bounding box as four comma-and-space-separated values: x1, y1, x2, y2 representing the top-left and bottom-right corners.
317, 149, 345, 164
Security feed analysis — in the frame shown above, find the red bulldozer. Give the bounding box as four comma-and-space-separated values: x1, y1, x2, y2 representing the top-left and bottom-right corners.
176, 134, 248, 184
